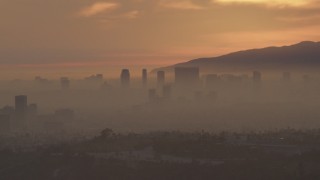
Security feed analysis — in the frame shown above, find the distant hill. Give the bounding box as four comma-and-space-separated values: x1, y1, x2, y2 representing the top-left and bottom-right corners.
152, 41, 320, 74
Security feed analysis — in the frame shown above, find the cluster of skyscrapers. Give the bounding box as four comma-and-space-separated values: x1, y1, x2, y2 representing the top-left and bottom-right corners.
0, 95, 74, 134
117, 67, 269, 103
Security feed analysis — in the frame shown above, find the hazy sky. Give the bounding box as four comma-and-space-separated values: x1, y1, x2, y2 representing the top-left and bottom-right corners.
1, 0, 320, 78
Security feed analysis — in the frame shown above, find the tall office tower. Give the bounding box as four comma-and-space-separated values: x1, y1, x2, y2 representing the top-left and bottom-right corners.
120, 69, 130, 88
157, 71, 165, 87
15, 95, 28, 124
163, 84, 172, 99
283, 72, 291, 82
148, 89, 157, 102
142, 69, 148, 86
252, 71, 262, 83
60, 77, 70, 89
174, 67, 200, 87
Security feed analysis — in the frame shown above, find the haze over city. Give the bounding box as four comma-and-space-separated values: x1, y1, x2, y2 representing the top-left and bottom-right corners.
1, 0, 320, 179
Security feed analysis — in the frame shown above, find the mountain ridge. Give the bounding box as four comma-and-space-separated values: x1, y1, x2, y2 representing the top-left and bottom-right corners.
152, 41, 320, 74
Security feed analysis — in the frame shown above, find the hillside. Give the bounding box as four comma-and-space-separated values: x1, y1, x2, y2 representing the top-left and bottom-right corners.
152, 41, 320, 74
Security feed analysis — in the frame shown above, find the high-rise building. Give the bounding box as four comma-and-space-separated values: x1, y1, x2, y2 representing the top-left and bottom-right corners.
15, 95, 28, 124
157, 71, 165, 87
60, 77, 70, 89
142, 69, 148, 86
120, 69, 130, 88
175, 67, 200, 87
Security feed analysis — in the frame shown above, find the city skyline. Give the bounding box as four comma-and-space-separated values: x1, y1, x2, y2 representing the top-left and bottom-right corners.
2, 1, 320, 178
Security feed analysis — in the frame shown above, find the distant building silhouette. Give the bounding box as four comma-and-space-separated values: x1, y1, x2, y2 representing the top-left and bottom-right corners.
15, 95, 28, 125
85, 74, 103, 81
60, 77, 70, 89
120, 69, 130, 88
142, 69, 148, 86
157, 71, 165, 87
34, 76, 49, 84
175, 67, 200, 87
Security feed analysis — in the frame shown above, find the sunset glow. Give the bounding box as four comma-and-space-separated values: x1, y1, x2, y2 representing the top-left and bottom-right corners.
1, 0, 320, 79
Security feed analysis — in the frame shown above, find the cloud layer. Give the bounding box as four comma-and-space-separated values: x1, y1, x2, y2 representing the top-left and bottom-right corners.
78, 2, 119, 17
0, 0, 320, 70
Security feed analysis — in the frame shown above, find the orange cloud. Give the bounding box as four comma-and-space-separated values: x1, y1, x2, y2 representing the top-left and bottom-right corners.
78, 2, 119, 17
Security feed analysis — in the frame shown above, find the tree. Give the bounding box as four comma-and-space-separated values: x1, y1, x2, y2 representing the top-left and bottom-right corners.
100, 128, 114, 139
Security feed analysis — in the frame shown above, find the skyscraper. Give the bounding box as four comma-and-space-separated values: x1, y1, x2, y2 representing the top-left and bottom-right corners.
121, 69, 130, 88
142, 69, 148, 86
157, 71, 165, 87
